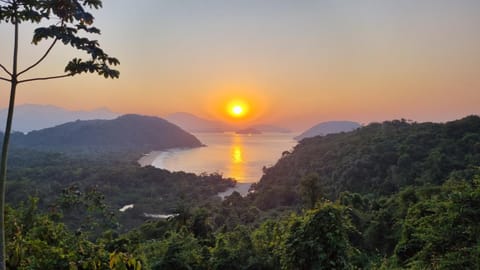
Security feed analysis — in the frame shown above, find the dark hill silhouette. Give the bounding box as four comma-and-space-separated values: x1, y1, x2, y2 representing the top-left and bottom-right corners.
295, 121, 361, 140
7, 114, 203, 152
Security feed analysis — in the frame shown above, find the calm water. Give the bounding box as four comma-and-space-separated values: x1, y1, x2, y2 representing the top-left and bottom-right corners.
140, 132, 297, 183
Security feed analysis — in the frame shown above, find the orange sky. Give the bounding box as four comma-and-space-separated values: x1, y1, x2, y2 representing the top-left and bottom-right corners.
1, 0, 479, 131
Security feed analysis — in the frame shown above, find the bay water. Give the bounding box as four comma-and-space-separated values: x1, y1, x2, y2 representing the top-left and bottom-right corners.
139, 132, 297, 196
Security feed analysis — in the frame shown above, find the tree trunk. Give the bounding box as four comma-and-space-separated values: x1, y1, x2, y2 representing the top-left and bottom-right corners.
0, 13, 19, 270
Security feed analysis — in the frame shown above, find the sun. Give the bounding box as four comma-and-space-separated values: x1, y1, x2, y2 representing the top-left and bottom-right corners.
227, 101, 249, 118
231, 105, 244, 116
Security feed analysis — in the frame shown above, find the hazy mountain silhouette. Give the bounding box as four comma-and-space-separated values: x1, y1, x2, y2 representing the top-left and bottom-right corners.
295, 121, 361, 140
165, 112, 232, 133
0, 104, 120, 133
7, 114, 203, 152
166, 112, 292, 134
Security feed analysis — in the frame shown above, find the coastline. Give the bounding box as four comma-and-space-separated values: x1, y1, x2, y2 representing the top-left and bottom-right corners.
138, 146, 201, 167
138, 151, 163, 167
138, 150, 253, 198
217, 182, 252, 198
137, 132, 296, 199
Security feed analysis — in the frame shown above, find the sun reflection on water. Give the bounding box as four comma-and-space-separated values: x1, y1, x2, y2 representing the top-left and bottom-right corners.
229, 134, 247, 182
233, 146, 243, 163
145, 132, 297, 185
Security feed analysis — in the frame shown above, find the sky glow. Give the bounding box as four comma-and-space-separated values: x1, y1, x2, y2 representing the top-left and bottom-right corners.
0, 0, 479, 130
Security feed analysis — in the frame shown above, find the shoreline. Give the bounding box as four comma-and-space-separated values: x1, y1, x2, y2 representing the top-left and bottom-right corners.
138, 147, 197, 167
136, 131, 297, 199
138, 150, 254, 198
217, 182, 252, 198
138, 151, 163, 167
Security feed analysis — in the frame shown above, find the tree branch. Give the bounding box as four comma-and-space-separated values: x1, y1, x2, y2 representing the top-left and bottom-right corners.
0, 64, 11, 76
18, 73, 73, 84
0, 77, 11, 82
18, 38, 58, 76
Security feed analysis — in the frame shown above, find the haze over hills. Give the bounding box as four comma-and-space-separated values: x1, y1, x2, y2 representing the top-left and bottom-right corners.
7, 114, 203, 152
0, 104, 120, 133
166, 112, 292, 133
294, 121, 361, 140
165, 112, 232, 133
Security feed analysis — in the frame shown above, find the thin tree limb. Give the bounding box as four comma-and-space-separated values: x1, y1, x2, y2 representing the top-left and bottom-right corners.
0, 64, 11, 76
0, 8, 18, 269
18, 73, 73, 84
18, 38, 58, 76
0, 77, 11, 82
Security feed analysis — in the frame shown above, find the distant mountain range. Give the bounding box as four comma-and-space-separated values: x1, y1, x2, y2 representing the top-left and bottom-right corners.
165, 112, 291, 133
6, 114, 203, 152
295, 121, 361, 140
0, 104, 120, 133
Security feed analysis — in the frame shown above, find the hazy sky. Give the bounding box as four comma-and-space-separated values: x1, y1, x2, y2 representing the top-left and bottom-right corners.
1, 0, 480, 130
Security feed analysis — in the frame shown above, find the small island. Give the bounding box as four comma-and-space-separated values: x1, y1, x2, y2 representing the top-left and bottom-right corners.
235, 128, 262, 135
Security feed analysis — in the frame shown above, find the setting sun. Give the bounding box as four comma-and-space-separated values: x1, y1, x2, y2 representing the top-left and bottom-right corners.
231, 105, 244, 116
227, 100, 250, 119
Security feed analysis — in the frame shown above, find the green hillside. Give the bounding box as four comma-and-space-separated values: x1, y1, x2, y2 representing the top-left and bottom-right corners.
252, 116, 480, 209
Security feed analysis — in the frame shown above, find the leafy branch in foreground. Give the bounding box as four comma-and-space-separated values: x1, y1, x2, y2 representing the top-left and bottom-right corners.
0, 1, 119, 268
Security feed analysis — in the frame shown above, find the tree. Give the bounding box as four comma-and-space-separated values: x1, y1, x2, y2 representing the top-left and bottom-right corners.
394, 179, 480, 269
0, 1, 119, 268
139, 230, 205, 270
281, 203, 353, 270
210, 226, 257, 270
299, 172, 322, 209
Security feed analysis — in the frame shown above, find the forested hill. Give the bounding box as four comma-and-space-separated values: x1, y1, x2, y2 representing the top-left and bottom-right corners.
5, 114, 203, 152
252, 115, 480, 209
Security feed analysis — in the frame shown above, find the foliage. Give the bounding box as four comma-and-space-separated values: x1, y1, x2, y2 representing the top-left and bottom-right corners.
394, 179, 480, 269
138, 230, 205, 270
109, 251, 142, 270
5, 198, 120, 269
0, 0, 119, 79
280, 203, 353, 270
210, 226, 258, 270
299, 172, 323, 209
